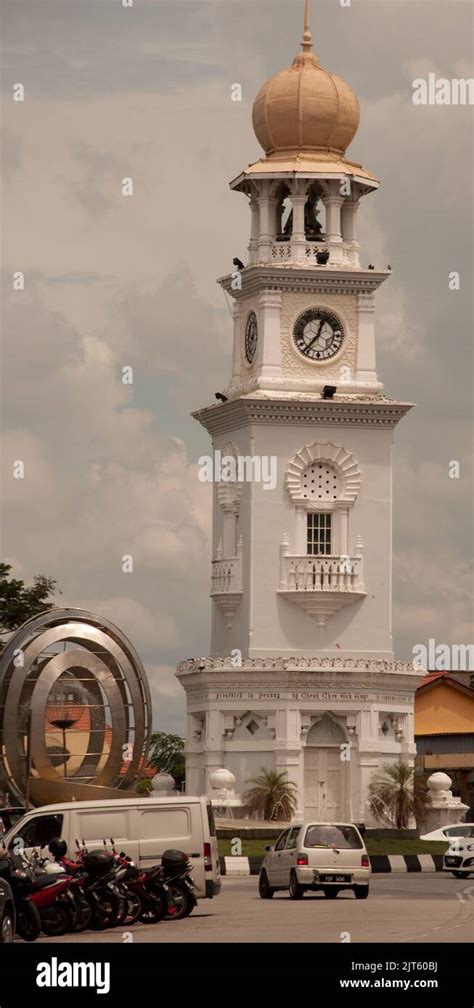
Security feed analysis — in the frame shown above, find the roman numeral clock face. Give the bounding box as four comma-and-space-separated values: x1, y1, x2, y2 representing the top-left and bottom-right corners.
293, 308, 344, 362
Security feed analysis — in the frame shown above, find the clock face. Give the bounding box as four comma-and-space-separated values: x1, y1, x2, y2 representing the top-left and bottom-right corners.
293, 308, 344, 362
245, 311, 258, 364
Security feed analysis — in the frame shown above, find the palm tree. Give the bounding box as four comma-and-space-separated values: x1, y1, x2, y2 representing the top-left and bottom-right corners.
368, 761, 430, 829
243, 769, 298, 821
135, 777, 153, 795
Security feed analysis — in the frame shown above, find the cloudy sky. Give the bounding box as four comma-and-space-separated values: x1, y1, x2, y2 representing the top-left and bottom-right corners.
1, 0, 473, 733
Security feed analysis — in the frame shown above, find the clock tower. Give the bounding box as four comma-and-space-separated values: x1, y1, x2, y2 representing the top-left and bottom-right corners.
177, 2, 423, 823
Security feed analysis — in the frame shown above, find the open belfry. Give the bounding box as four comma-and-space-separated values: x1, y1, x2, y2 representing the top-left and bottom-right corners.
177, 1, 423, 822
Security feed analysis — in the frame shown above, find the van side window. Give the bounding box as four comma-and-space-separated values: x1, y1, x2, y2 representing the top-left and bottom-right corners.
10, 814, 63, 850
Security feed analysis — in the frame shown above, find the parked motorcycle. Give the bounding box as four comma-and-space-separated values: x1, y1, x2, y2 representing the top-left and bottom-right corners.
21, 848, 78, 936
154, 849, 198, 921
54, 841, 123, 931
107, 842, 197, 921
106, 841, 167, 925
47, 840, 92, 932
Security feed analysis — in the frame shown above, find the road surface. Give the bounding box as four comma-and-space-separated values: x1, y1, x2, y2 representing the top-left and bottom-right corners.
35, 873, 474, 944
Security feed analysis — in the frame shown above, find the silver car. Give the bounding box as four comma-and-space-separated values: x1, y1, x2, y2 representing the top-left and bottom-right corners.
259, 822, 370, 900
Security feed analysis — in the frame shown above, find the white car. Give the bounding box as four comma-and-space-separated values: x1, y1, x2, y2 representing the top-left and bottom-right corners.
443, 830, 474, 877
420, 823, 474, 841
259, 822, 370, 900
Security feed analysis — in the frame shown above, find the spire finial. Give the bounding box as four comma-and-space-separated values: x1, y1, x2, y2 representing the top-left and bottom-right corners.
301, 0, 313, 52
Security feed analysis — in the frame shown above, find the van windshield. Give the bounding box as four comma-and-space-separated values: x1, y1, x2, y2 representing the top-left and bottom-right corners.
8, 813, 63, 851
304, 825, 362, 849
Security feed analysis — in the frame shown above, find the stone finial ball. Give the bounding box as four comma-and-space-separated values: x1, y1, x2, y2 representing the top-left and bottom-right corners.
427, 772, 452, 792
151, 772, 176, 792
209, 768, 236, 791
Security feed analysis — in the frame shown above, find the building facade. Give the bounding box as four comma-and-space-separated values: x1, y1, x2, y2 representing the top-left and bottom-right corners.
177, 2, 423, 823
415, 673, 474, 818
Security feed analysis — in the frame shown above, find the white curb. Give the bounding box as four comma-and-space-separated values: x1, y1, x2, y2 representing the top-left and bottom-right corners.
417, 854, 437, 872
387, 855, 408, 872
221, 854, 442, 876
224, 856, 251, 876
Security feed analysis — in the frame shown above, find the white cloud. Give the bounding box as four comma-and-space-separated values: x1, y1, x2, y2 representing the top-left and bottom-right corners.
74, 597, 179, 651
147, 664, 182, 700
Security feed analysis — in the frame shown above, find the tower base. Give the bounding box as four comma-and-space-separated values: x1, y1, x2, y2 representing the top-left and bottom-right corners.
176, 656, 423, 824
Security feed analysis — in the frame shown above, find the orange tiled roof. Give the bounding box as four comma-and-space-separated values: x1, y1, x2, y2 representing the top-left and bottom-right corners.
416, 672, 450, 689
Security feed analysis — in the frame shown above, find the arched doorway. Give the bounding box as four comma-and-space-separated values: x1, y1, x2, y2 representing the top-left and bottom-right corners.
303, 713, 347, 821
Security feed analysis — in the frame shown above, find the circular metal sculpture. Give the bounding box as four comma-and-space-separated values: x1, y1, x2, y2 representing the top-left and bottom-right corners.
0, 609, 152, 805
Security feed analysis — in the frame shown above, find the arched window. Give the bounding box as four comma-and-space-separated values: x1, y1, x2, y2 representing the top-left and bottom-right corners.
306, 713, 347, 746
285, 442, 361, 557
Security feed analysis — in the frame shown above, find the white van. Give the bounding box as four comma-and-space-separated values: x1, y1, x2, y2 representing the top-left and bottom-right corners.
2, 796, 221, 900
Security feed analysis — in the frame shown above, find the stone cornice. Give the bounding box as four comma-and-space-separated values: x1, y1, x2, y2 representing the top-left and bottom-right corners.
176, 657, 424, 694
177, 656, 418, 675
192, 397, 414, 436
218, 266, 389, 299
175, 657, 423, 697
177, 670, 422, 697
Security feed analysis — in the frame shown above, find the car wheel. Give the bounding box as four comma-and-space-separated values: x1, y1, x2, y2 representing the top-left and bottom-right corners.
354, 885, 369, 899
289, 870, 304, 900
258, 870, 275, 899
1, 907, 14, 944
322, 887, 339, 899
452, 871, 466, 879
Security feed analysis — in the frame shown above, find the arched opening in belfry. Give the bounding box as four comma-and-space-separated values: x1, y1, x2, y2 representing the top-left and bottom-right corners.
275, 182, 326, 243
275, 183, 292, 241
304, 183, 326, 242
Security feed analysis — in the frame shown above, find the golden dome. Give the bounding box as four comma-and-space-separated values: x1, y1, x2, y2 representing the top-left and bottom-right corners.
252, 3, 359, 157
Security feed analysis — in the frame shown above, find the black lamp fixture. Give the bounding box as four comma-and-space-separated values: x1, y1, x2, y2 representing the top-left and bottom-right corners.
322, 385, 337, 399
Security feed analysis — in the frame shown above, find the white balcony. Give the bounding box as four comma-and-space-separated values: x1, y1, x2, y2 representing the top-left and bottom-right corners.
210, 542, 243, 629
278, 545, 366, 628
268, 240, 358, 268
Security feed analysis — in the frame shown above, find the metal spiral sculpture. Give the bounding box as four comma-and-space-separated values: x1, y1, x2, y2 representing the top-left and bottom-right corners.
0, 609, 152, 805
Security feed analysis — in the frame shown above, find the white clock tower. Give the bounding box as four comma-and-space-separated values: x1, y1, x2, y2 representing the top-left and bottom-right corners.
177, 2, 423, 823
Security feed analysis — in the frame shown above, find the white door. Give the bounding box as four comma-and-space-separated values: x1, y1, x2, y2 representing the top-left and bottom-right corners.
304, 747, 342, 821
267, 829, 290, 885
278, 826, 300, 886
